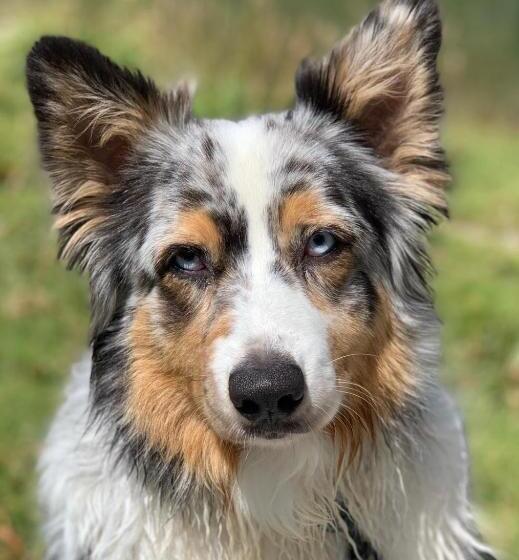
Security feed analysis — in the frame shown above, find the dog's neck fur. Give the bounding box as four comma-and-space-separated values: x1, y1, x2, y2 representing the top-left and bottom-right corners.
39, 354, 491, 560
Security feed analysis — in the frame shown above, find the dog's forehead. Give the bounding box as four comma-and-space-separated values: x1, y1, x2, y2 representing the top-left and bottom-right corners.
141, 110, 383, 266
208, 116, 320, 237
195, 114, 333, 209
144, 113, 335, 240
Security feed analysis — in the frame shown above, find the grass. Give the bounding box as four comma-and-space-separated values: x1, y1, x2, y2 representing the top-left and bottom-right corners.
0, 1, 518, 558
432, 124, 519, 556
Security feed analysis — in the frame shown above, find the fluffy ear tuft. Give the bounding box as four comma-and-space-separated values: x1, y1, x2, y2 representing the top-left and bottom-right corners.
26, 36, 192, 334
295, 0, 449, 216
26, 36, 192, 265
27, 35, 192, 151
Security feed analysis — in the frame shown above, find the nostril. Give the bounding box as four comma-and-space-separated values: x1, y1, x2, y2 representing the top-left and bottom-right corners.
277, 392, 304, 415
237, 399, 261, 417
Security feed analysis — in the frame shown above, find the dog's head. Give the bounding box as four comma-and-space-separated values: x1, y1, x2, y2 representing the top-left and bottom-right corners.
27, 0, 447, 496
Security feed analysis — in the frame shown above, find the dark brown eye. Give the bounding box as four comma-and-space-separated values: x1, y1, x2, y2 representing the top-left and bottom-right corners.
170, 247, 206, 273
304, 231, 337, 257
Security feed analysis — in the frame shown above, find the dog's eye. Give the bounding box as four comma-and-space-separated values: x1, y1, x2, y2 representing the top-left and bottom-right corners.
304, 231, 337, 258
170, 247, 206, 273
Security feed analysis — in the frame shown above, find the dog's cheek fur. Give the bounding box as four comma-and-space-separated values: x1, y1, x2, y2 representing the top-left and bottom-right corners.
276, 186, 409, 460
308, 279, 414, 462
124, 296, 239, 496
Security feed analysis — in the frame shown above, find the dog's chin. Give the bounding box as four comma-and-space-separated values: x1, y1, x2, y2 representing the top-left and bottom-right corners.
209, 419, 311, 448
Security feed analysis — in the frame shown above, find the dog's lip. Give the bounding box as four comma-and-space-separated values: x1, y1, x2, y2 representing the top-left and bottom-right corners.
242, 420, 309, 440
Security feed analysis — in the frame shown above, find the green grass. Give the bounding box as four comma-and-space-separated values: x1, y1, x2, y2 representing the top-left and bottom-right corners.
445, 123, 519, 230
432, 124, 519, 557
1, 1, 518, 558
0, 182, 89, 560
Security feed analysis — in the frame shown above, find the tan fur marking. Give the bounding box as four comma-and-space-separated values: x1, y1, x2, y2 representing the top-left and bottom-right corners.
279, 190, 341, 237
160, 210, 222, 259
59, 179, 106, 211
126, 303, 239, 494
60, 216, 107, 261
324, 287, 414, 463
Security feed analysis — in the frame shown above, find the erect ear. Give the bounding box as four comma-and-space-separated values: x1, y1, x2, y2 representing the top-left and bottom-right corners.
295, 0, 449, 216
26, 36, 192, 333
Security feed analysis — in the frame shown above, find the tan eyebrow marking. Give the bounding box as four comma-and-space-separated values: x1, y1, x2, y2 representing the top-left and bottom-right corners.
278, 190, 349, 249
159, 209, 222, 259
280, 190, 331, 231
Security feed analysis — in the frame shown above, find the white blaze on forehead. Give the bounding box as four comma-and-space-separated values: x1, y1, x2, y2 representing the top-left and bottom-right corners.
213, 117, 275, 269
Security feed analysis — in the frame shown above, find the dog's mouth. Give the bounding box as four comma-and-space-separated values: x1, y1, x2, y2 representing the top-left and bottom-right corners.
242, 418, 310, 440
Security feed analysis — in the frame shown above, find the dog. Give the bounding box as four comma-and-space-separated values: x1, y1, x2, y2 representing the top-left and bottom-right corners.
26, 0, 497, 558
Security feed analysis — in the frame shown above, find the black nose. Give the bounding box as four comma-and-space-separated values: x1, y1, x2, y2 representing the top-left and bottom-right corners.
229, 353, 305, 423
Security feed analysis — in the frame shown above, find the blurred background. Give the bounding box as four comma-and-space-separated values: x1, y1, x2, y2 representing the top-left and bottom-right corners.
0, 0, 518, 558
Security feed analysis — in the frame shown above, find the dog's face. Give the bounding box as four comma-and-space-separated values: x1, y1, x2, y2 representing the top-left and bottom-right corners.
129, 114, 388, 448
27, 0, 448, 493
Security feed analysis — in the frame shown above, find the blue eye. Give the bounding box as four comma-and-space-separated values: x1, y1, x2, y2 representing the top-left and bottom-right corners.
171, 247, 206, 273
305, 231, 337, 257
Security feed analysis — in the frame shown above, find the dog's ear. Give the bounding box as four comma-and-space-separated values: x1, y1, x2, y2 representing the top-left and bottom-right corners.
26, 36, 191, 268
295, 0, 448, 216
26, 36, 192, 333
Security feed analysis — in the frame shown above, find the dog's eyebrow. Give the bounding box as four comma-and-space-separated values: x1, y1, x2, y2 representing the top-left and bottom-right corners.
157, 209, 222, 259
278, 190, 349, 234
178, 187, 213, 208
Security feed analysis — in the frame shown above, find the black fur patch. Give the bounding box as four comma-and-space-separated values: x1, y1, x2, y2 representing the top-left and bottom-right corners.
341, 509, 381, 559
